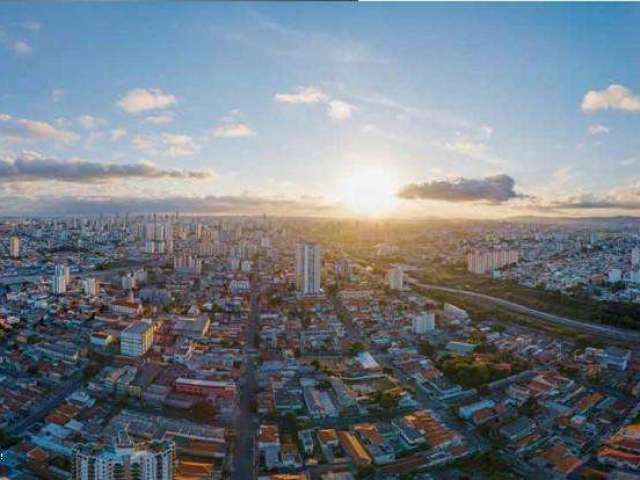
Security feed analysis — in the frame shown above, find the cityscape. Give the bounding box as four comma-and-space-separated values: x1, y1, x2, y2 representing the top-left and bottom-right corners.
2, 2, 640, 480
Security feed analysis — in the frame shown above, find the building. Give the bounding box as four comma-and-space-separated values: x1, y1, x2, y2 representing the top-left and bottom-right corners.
633, 247, 640, 267
296, 241, 321, 295
608, 268, 623, 283
174, 378, 236, 400
258, 424, 281, 470
173, 254, 202, 276
412, 311, 435, 334
122, 273, 136, 291
52, 273, 67, 294
83, 278, 98, 296
120, 320, 154, 357
602, 346, 631, 371
72, 434, 175, 480
467, 249, 519, 274
387, 266, 404, 290
9, 235, 20, 258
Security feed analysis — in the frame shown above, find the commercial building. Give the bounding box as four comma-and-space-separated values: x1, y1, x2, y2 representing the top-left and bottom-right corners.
467, 249, 519, 274
412, 311, 435, 334
9, 235, 20, 258
72, 435, 175, 480
387, 266, 404, 290
296, 240, 321, 295
120, 320, 154, 357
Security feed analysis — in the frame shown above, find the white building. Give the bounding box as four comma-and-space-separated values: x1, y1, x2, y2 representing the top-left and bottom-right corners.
120, 320, 154, 357
296, 241, 321, 295
83, 278, 98, 296
467, 249, 519, 274
9, 235, 20, 258
122, 273, 136, 291
633, 247, 640, 267
412, 311, 436, 334
52, 274, 66, 294
388, 266, 404, 290
72, 435, 175, 480
608, 268, 622, 283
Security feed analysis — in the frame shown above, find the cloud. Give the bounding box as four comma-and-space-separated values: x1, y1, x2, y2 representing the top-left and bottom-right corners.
9, 40, 31, 56
274, 86, 353, 121
132, 132, 199, 157
0, 114, 78, 143
398, 174, 522, 204
110, 128, 127, 141
76, 115, 106, 130
17, 21, 41, 32
0, 156, 211, 182
581, 84, 640, 113
211, 122, 255, 138
144, 113, 175, 125
274, 86, 328, 104
444, 140, 490, 160
0, 193, 338, 216
117, 88, 177, 114
51, 89, 65, 102
327, 100, 353, 120
588, 124, 610, 136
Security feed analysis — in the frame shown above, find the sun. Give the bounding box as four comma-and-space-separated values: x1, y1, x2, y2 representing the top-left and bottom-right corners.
339, 167, 399, 217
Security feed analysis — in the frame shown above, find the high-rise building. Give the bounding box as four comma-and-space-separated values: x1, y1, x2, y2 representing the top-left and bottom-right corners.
412, 311, 436, 334
9, 236, 20, 258
52, 274, 66, 294
296, 241, 321, 295
632, 247, 640, 267
388, 266, 404, 290
83, 278, 98, 296
51, 264, 69, 294
72, 434, 175, 480
467, 249, 519, 274
120, 320, 154, 357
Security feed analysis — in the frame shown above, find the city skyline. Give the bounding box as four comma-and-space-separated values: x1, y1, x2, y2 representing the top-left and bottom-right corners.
1, 3, 640, 218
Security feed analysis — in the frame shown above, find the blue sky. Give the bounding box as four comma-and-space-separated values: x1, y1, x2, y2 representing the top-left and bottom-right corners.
1, 3, 640, 217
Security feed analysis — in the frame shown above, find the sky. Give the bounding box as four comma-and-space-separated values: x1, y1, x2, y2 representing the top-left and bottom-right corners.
1, 2, 640, 218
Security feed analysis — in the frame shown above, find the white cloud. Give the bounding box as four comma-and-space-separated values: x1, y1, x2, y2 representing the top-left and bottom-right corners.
51, 89, 65, 102
327, 100, 353, 121
0, 114, 78, 143
212, 122, 255, 138
131, 132, 199, 157
110, 128, 127, 141
581, 84, 640, 113
76, 115, 106, 130
10, 40, 31, 56
444, 140, 489, 160
274, 86, 328, 104
117, 88, 177, 114
18, 21, 41, 32
588, 124, 610, 136
144, 113, 174, 125
274, 85, 353, 121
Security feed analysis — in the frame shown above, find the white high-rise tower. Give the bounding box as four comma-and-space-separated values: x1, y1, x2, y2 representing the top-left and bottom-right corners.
296, 241, 321, 295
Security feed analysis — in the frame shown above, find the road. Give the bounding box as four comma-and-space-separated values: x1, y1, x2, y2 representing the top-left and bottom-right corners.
405, 276, 640, 343
231, 279, 259, 480
8, 374, 84, 435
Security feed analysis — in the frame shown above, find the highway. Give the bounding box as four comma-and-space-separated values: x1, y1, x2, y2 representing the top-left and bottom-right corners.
405, 276, 640, 343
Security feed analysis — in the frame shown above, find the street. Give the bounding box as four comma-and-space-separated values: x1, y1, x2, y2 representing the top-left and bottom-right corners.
231, 278, 260, 480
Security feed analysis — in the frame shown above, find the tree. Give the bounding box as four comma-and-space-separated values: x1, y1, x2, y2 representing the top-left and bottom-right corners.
349, 342, 365, 356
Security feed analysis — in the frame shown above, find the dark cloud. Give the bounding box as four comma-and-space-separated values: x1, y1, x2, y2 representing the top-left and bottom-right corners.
0, 156, 211, 182
0, 194, 340, 217
397, 174, 522, 203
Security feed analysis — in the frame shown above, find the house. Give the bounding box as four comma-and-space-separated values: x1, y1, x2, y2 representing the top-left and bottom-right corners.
500, 417, 536, 442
